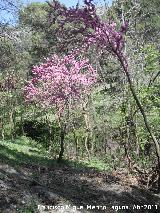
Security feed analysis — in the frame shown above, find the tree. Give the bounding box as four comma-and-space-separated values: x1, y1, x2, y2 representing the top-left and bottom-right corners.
48, 0, 160, 187
24, 53, 97, 161
18, 2, 61, 66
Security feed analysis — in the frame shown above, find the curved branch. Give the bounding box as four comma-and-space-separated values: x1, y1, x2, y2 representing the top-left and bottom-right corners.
148, 71, 160, 88
115, 51, 160, 164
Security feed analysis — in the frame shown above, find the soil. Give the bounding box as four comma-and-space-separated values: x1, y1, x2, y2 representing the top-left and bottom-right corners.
0, 161, 160, 213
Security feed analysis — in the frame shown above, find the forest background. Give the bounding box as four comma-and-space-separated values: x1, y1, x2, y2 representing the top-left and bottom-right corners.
0, 0, 160, 194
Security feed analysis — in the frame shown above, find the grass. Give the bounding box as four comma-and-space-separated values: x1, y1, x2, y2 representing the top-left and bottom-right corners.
18, 205, 36, 213
0, 136, 112, 171
0, 136, 54, 168
64, 157, 112, 171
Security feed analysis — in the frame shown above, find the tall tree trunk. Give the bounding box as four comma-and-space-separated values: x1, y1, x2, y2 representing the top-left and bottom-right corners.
0, 117, 4, 140
10, 109, 16, 140
82, 97, 92, 161
57, 124, 66, 163
73, 128, 79, 160
116, 52, 160, 190
85, 132, 91, 161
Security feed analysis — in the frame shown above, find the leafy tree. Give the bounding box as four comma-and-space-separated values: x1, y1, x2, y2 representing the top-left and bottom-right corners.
19, 2, 59, 65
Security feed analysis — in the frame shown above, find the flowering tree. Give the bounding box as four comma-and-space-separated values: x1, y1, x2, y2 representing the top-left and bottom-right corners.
48, 0, 160, 176
25, 54, 96, 110
24, 53, 97, 161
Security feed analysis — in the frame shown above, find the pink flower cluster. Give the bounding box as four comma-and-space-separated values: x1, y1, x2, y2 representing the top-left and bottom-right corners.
24, 54, 97, 111
50, 0, 128, 56
25, 0, 128, 113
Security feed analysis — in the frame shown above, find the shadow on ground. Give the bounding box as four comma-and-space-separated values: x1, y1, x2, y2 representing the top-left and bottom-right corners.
0, 145, 160, 213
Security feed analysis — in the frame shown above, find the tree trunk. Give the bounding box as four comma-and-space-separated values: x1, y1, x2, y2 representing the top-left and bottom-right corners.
10, 109, 16, 140
85, 132, 91, 161
57, 125, 66, 163
0, 117, 4, 140
116, 52, 160, 190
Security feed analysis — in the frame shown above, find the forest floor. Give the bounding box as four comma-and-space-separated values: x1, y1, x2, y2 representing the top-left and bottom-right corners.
0, 138, 160, 213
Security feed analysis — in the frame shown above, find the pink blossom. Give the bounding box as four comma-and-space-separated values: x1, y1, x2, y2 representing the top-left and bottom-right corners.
24, 54, 97, 112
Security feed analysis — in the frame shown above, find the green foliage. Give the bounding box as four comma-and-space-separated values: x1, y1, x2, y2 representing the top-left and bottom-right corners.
0, 36, 16, 70
0, 0, 160, 182
85, 157, 113, 171
142, 44, 159, 74
18, 2, 58, 65
18, 203, 37, 213
19, 3, 49, 29
16, 119, 59, 148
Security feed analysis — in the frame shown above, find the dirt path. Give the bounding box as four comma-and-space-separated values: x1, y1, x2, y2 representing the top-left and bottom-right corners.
0, 162, 160, 213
